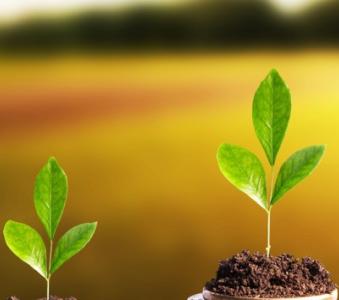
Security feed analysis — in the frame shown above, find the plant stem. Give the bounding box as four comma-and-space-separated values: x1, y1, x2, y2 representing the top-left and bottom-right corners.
266, 208, 271, 257
266, 165, 275, 257
47, 278, 50, 300
47, 239, 53, 300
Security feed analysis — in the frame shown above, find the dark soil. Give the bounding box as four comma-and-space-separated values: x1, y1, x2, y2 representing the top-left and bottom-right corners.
205, 250, 336, 298
7, 296, 76, 300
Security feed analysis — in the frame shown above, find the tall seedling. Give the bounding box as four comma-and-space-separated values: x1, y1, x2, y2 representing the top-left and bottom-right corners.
217, 70, 325, 256
4, 157, 97, 300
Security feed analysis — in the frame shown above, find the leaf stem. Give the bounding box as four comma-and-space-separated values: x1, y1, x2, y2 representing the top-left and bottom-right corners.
47, 239, 53, 300
266, 208, 271, 257
47, 278, 50, 300
266, 165, 275, 257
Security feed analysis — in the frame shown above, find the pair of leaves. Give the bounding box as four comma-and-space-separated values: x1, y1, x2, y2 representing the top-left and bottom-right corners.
4, 221, 97, 278
3, 158, 97, 279
217, 70, 325, 210
217, 144, 325, 210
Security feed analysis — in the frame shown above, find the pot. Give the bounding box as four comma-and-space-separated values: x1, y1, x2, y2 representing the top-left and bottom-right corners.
188, 289, 338, 300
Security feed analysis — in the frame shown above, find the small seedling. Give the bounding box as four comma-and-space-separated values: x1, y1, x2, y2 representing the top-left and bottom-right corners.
3, 157, 97, 300
217, 69, 325, 257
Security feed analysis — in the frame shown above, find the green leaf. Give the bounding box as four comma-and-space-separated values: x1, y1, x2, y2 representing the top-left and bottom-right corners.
3, 220, 47, 278
217, 144, 267, 210
51, 222, 97, 274
253, 69, 291, 165
34, 157, 68, 240
271, 145, 325, 205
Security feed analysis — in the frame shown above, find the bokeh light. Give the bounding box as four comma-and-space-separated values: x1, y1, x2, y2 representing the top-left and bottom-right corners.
270, 0, 323, 13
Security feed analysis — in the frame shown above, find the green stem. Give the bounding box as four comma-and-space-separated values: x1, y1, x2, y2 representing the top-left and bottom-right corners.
47, 239, 53, 300
266, 165, 275, 257
47, 278, 50, 300
266, 208, 271, 257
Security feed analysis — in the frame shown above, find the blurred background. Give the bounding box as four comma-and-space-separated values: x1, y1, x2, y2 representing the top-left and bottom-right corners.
0, 0, 339, 299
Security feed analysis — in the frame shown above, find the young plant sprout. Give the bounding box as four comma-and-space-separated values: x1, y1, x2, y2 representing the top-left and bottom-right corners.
217, 69, 325, 257
3, 157, 97, 300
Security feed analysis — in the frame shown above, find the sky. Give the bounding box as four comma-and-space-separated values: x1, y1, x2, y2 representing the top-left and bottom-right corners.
0, 0, 326, 22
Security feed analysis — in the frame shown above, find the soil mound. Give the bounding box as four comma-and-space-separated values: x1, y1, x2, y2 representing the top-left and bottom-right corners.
205, 250, 336, 298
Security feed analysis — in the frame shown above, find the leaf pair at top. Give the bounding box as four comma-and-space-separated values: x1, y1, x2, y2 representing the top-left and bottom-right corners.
3, 158, 97, 279
217, 70, 325, 210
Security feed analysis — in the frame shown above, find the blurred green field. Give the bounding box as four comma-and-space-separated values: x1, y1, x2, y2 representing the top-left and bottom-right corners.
0, 51, 339, 299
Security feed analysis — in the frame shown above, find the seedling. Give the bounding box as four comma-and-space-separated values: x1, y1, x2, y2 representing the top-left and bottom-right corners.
3, 157, 97, 300
217, 69, 325, 257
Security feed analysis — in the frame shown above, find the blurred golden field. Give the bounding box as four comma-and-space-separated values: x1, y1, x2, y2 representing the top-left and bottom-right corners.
0, 51, 339, 299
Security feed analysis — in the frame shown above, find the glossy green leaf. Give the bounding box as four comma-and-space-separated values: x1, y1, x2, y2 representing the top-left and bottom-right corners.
253, 69, 291, 166
34, 157, 68, 240
3, 220, 47, 278
271, 145, 325, 205
51, 222, 97, 274
217, 144, 268, 210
